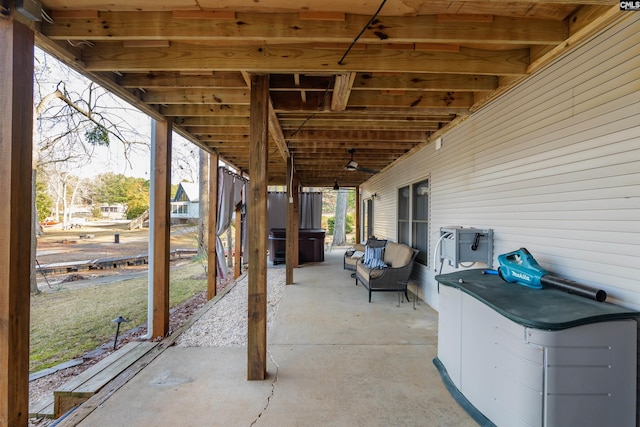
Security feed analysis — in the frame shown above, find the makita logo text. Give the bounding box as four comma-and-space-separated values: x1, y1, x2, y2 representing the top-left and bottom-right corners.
512, 272, 531, 282
620, 1, 640, 10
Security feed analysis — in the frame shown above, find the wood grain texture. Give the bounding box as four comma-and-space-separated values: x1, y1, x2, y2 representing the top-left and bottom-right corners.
286, 157, 295, 284
44, 12, 566, 45
292, 173, 300, 267
152, 119, 172, 338
0, 19, 33, 427
31, 2, 621, 189
207, 152, 219, 299
234, 204, 242, 279
247, 74, 269, 381
81, 43, 530, 76
331, 73, 356, 111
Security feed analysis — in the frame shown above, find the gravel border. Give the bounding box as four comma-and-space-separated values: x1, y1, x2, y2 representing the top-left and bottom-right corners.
176, 266, 287, 348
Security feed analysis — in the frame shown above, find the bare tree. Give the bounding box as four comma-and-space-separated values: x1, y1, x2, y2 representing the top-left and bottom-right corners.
332, 189, 348, 246
30, 48, 149, 293
172, 136, 200, 184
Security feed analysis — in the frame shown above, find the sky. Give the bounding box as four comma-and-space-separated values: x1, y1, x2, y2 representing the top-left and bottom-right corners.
36, 47, 200, 185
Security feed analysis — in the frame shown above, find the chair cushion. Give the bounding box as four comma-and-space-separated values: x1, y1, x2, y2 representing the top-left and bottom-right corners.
356, 262, 385, 279
383, 242, 397, 265
344, 256, 359, 268
384, 242, 414, 268
391, 244, 414, 268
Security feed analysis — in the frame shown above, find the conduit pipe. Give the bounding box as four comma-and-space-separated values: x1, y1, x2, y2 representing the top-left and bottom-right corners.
433, 232, 453, 272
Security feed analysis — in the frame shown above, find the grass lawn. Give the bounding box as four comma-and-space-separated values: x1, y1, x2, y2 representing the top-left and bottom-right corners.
30, 261, 207, 372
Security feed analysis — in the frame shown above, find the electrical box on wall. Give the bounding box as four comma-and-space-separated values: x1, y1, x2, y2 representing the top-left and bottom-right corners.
440, 226, 494, 268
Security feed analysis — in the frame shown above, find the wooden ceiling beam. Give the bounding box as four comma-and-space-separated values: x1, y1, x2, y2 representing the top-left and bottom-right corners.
117, 71, 248, 88
280, 123, 440, 131
300, 171, 379, 180
269, 72, 498, 93
290, 146, 410, 152
40, 1, 590, 17
187, 126, 251, 135
199, 135, 279, 144
271, 91, 473, 111
528, 5, 620, 74
43, 12, 567, 45
347, 91, 474, 109
331, 73, 356, 111
185, 125, 250, 134
161, 104, 250, 117
141, 88, 250, 104
174, 116, 250, 126
207, 154, 285, 163
285, 129, 427, 142
342, 107, 471, 116
199, 134, 251, 142
302, 171, 378, 177
297, 165, 392, 172
204, 144, 263, 150
352, 73, 498, 92
279, 118, 442, 126
166, 105, 455, 121
286, 141, 417, 149
81, 43, 530, 76
297, 157, 404, 164
279, 112, 455, 121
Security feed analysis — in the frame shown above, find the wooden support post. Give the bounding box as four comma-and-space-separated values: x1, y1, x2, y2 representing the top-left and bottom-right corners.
286, 156, 295, 284
152, 119, 172, 338
355, 186, 361, 245
292, 173, 300, 268
199, 151, 210, 257
247, 74, 269, 381
207, 152, 219, 299
234, 203, 242, 279
0, 19, 33, 427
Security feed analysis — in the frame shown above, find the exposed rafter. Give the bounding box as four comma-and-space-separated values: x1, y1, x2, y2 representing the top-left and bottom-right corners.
33, 0, 622, 188
241, 71, 290, 160
44, 12, 569, 45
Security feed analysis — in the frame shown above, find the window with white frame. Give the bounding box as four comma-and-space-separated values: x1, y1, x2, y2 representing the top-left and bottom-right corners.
171, 202, 189, 215
363, 198, 374, 241
397, 178, 429, 266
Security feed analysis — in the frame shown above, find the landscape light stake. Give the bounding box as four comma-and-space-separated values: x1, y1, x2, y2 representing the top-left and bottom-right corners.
112, 316, 130, 350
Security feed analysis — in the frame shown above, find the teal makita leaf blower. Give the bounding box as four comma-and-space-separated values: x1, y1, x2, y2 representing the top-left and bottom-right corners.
497, 248, 607, 302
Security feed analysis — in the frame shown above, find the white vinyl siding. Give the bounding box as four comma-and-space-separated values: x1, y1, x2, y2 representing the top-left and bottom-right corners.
362, 15, 640, 310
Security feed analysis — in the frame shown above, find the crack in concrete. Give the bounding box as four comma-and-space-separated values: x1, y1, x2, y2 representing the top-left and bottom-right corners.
249, 351, 279, 426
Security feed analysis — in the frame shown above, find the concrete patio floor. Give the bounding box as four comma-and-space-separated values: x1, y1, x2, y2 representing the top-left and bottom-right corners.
77, 250, 476, 426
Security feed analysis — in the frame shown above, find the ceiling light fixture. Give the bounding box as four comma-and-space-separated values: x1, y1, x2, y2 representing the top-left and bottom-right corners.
333, 179, 340, 190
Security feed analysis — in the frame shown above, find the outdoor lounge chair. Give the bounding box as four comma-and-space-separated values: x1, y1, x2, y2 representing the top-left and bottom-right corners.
355, 241, 419, 302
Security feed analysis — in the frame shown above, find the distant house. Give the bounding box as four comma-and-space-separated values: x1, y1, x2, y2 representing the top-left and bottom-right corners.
171, 182, 199, 222
99, 203, 126, 220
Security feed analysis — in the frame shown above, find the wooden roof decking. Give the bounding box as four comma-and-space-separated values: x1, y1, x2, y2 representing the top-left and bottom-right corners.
30, 0, 621, 187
